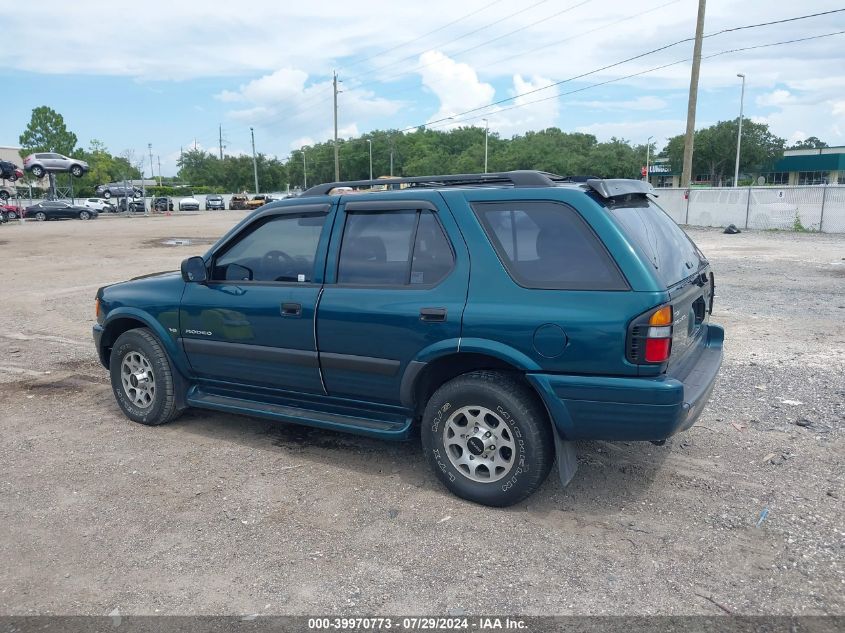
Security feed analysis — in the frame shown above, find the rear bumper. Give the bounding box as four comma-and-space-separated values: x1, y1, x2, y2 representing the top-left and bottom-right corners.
527, 324, 724, 441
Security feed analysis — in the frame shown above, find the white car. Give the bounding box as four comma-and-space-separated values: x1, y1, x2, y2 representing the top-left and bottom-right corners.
81, 198, 116, 212
179, 196, 200, 211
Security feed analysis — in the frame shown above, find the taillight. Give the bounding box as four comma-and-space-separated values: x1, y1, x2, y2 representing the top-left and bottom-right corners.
627, 304, 673, 365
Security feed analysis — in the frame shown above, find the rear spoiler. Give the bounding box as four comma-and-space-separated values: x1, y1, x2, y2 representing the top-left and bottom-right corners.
586, 179, 656, 199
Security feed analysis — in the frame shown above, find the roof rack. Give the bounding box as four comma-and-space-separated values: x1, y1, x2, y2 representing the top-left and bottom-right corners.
300, 170, 560, 197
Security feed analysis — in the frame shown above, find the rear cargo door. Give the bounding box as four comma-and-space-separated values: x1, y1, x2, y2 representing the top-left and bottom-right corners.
606, 194, 714, 367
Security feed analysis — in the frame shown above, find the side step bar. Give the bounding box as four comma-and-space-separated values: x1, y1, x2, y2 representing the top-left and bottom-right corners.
186, 388, 414, 440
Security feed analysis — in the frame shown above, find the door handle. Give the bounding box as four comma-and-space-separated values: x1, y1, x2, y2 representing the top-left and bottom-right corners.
281, 302, 302, 317
419, 307, 447, 322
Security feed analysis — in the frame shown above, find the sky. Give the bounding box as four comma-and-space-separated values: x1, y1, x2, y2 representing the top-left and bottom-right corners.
3, 0, 844, 176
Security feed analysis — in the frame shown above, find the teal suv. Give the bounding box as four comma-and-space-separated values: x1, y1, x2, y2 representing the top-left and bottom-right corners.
93, 171, 723, 506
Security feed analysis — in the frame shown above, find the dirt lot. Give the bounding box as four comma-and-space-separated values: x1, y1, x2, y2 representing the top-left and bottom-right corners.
0, 214, 842, 616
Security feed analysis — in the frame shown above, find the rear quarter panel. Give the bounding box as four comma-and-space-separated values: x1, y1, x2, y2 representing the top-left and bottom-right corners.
440, 188, 667, 377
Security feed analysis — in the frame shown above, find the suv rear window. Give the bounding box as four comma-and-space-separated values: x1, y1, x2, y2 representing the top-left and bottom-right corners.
605, 195, 705, 287
473, 201, 627, 291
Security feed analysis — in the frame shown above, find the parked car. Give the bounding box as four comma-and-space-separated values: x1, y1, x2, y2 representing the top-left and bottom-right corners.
23, 153, 89, 178
246, 194, 269, 209
179, 196, 200, 211
0, 160, 23, 182
95, 183, 142, 199
25, 200, 98, 221
117, 198, 146, 213
153, 197, 174, 212
229, 194, 248, 210
205, 194, 225, 210
92, 171, 723, 507
2, 204, 23, 219
82, 198, 116, 213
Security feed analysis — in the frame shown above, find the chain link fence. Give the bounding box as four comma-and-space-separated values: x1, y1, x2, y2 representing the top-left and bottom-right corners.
654, 186, 845, 233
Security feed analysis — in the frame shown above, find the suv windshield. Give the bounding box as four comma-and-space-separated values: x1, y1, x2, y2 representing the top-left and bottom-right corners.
606, 194, 705, 287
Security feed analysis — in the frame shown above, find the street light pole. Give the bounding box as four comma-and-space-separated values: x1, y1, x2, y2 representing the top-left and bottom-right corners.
302, 147, 307, 189
367, 139, 373, 181
250, 127, 259, 194
734, 73, 746, 187
645, 135, 653, 183
482, 119, 489, 173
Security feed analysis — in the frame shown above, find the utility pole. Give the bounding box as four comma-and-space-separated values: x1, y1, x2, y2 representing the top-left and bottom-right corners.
734, 73, 746, 187
219, 124, 224, 160
250, 127, 259, 195
157, 156, 162, 187
333, 70, 340, 182
390, 142, 394, 177
645, 135, 653, 183
148, 143, 154, 188
302, 147, 307, 189
482, 119, 489, 173
681, 0, 707, 188
367, 139, 373, 181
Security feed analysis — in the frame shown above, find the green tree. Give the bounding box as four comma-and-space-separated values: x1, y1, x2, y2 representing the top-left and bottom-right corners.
19, 106, 79, 156
789, 136, 828, 150
662, 119, 784, 184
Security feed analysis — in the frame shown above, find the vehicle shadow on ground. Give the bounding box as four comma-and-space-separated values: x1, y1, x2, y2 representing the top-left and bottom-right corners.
168, 408, 675, 513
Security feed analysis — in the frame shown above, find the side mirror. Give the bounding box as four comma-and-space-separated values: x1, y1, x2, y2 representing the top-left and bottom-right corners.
181, 256, 208, 283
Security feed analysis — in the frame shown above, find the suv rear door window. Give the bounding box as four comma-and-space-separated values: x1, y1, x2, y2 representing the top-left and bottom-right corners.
605, 194, 705, 287
473, 201, 627, 290
338, 209, 454, 286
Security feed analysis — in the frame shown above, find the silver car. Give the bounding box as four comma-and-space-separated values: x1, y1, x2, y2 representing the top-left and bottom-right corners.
23, 153, 89, 178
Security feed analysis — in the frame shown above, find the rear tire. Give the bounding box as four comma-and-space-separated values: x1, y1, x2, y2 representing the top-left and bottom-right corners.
103, 191, 111, 199
0, 191, 9, 201
70, 165, 83, 177
35, 211, 46, 221
421, 371, 555, 507
109, 328, 184, 426
31, 166, 45, 178
79, 210, 91, 220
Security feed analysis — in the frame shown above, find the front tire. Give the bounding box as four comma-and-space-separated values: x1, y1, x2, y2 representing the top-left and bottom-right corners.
109, 328, 184, 426
421, 371, 555, 507
79, 210, 91, 220
103, 191, 111, 199
70, 165, 84, 177
31, 166, 45, 178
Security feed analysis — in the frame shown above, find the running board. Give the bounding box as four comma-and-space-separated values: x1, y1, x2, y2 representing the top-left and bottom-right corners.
186, 388, 413, 439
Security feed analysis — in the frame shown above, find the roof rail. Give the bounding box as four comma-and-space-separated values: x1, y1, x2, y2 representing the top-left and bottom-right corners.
300, 170, 559, 197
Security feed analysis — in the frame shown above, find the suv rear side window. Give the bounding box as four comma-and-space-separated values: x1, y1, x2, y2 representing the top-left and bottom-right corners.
338, 209, 454, 286
212, 213, 326, 283
473, 201, 627, 291
605, 194, 705, 287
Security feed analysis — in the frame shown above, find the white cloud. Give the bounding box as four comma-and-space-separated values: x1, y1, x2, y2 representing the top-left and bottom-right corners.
576, 118, 688, 148
417, 51, 495, 126
568, 96, 668, 112
756, 90, 795, 108
489, 74, 560, 136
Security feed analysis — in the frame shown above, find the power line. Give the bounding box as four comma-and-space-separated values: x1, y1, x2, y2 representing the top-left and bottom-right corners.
420, 30, 845, 131
310, 0, 678, 123
341, 0, 553, 85
351, 0, 593, 90
336, 0, 508, 72
261, 1, 519, 125
397, 10, 845, 132
255, 0, 591, 134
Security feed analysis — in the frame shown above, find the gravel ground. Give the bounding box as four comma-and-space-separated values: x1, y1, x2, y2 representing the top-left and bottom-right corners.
0, 214, 842, 616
